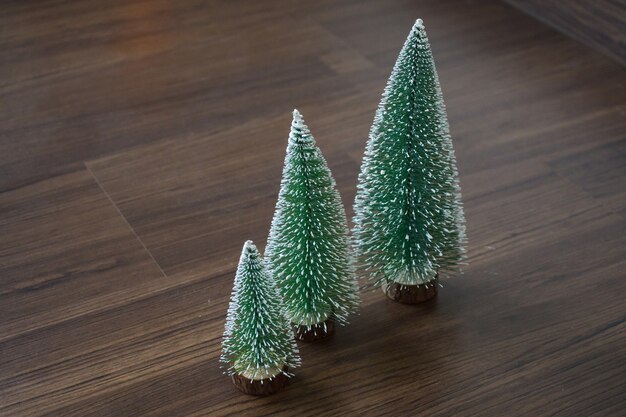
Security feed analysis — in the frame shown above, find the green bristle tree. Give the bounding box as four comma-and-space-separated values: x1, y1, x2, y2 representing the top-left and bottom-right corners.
265, 109, 359, 340
352, 19, 467, 303
221, 240, 300, 394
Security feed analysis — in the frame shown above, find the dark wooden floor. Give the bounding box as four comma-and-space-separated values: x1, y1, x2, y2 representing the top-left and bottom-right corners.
506, 0, 626, 66
1, 1, 625, 416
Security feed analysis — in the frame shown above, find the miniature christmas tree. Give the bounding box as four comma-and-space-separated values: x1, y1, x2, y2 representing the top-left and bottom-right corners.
221, 240, 300, 395
352, 19, 467, 304
265, 109, 359, 341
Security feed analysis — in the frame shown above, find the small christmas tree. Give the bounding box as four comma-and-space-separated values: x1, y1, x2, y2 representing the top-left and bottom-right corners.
221, 240, 300, 395
265, 109, 359, 341
353, 19, 467, 304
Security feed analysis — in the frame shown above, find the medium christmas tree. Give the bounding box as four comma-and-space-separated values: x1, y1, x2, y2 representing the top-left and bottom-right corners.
221, 240, 300, 395
352, 19, 467, 304
265, 109, 359, 341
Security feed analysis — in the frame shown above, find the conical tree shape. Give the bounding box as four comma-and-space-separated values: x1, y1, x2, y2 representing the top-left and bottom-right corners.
266, 110, 359, 336
221, 241, 300, 383
353, 19, 467, 291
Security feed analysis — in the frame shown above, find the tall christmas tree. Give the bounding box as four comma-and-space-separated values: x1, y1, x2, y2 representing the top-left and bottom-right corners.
352, 19, 467, 304
265, 109, 359, 341
221, 240, 300, 395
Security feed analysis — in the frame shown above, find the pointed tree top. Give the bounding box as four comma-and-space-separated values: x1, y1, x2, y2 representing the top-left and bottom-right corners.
241, 239, 259, 259
243, 239, 256, 253
409, 18, 427, 40
237, 240, 263, 274
391, 18, 429, 78
289, 109, 315, 145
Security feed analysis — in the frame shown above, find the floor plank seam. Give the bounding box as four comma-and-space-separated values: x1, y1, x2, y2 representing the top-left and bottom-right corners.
545, 161, 626, 222
85, 163, 169, 280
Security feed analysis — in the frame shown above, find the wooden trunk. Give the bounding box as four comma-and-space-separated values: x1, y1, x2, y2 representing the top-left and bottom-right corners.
383, 276, 438, 304
231, 366, 290, 396
295, 316, 335, 342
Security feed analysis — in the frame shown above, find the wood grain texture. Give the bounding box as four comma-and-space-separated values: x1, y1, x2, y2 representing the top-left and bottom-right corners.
505, 0, 626, 66
1, 0, 625, 416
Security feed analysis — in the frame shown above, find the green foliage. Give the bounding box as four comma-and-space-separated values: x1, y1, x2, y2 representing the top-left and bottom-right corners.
353, 19, 467, 287
266, 110, 359, 327
221, 241, 300, 379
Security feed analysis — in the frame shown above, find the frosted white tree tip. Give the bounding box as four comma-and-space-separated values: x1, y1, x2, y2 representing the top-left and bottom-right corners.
291, 109, 305, 126
289, 109, 314, 145
239, 240, 259, 269
414, 18, 424, 29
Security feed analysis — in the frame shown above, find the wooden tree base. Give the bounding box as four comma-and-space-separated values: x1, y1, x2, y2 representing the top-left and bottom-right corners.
294, 317, 334, 342
231, 367, 289, 396
383, 276, 438, 304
